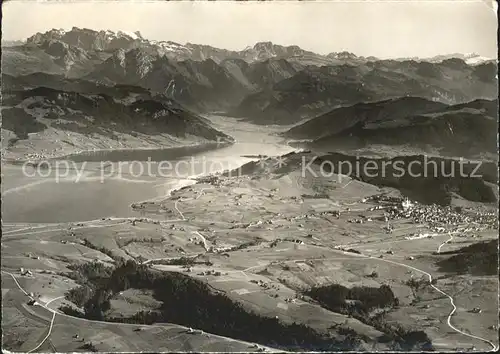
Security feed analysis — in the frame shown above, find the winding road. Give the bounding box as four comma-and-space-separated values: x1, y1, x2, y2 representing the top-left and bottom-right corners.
1, 270, 279, 353
437, 232, 454, 254
360, 254, 498, 351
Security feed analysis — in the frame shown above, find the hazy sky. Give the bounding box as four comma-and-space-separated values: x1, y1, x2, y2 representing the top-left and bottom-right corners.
2, 0, 498, 59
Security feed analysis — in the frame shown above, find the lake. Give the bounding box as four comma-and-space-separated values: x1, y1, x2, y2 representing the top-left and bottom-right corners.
1, 116, 296, 223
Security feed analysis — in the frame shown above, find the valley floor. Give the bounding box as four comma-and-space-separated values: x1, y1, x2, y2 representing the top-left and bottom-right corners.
2, 157, 498, 352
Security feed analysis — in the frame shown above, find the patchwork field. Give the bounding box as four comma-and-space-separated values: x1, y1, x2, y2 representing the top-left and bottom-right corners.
2, 153, 498, 352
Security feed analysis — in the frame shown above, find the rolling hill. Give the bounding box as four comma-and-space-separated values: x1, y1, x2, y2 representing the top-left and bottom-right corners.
285, 98, 498, 160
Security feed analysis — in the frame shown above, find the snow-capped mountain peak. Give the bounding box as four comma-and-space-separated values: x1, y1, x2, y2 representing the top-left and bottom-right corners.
117, 30, 142, 40
27, 27, 145, 52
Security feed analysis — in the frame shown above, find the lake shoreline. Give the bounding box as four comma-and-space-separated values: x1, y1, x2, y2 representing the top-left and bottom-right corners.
1, 115, 298, 223
2, 141, 234, 165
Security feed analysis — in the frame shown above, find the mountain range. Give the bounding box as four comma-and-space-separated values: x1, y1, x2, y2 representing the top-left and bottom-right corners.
1, 27, 498, 162
5, 28, 494, 65
232, 60, 497, 124
3, 27, 497, 121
